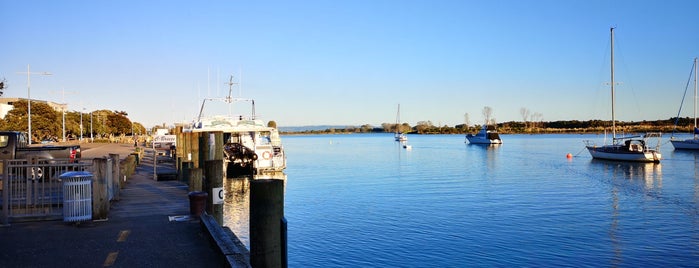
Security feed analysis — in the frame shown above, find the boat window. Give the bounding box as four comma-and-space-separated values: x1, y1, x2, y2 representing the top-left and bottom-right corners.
260, 132, 271, 145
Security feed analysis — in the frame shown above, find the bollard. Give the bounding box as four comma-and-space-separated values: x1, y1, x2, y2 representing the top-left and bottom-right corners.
204, 159, 223, 225
189, 168, 203, 192
250, 179, 285, 268
188, 191, 208, 218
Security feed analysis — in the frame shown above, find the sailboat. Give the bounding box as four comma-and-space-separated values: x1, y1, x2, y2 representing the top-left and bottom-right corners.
670, 57, 699, 150
394, 104, 407, 142
584, 28, 662, 163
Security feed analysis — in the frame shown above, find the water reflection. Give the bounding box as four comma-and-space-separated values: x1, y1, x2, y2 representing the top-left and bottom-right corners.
466, 143, 501, 170
589, 160, 663, 190
673, 150, 699, 210
588, 160, 663, 265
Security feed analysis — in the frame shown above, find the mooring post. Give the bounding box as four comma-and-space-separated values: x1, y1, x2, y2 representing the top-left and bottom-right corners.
109, 153, 120, 201
204, 159, 224, 225
189, 168, 203, 192
250, 179, 285, 268
91, 157, 109, 220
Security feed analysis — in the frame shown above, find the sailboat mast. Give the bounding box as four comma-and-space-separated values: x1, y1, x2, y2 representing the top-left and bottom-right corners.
694, 57, 698, 136
610, 27, 616, 140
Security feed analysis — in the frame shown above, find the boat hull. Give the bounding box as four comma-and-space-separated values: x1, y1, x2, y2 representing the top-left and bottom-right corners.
586, 146, 661, 163
466, 136, 502, 144
670, 139, 699, 150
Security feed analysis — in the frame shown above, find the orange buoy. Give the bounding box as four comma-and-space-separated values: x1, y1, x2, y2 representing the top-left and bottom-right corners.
566, 153, 572, 159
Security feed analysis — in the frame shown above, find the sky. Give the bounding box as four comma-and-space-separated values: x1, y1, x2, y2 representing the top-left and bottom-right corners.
1, 0, 699, 128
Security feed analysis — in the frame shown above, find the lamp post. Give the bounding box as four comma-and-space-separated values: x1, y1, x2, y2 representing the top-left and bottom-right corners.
17, 64, 52, 144
80, 107, 84, 142
50, 88, 77, 142
90, 109, 93, 143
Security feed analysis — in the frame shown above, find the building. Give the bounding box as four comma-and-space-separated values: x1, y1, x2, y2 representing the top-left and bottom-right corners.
0, 98, 67, 119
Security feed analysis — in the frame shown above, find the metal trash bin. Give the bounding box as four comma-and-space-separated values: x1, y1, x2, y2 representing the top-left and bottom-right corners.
61, 171, 93, 222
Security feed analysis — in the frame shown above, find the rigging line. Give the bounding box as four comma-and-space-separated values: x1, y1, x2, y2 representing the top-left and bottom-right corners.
672, 60, 697, 137
612, 34, 645, 121
574, 146, 588, 157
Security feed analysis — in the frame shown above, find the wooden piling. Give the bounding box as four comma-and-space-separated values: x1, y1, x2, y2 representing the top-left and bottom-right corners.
91, 158, 109, 220
250, 179, 285, 268
204, 159, 224, 225
189, 168, 203, 192
109, 154, 120, 201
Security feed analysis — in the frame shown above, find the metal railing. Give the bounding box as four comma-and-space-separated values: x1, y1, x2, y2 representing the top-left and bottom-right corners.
1, 158, 95, 225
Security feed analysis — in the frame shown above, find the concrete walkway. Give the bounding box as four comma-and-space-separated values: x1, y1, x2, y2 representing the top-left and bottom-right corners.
0, 145, 228, 267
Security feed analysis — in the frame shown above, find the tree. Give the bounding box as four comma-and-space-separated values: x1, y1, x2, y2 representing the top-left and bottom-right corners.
108, 112, 132, 135
520, 107, 530, 129
0, 100, 60, 142
482, 106, 493, 125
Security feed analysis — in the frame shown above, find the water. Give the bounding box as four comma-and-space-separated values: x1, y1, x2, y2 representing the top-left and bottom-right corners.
230, 133, 699, 267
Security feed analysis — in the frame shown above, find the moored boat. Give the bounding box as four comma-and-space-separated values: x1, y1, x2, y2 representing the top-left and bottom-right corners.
465, 124, 502, 144
183, 76, 286, 176
584, 28, 661, 162
670, 57, 699, 150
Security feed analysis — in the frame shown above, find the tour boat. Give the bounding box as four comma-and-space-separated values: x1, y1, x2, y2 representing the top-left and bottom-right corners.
465, 124, 502, 144
670, 57, 699, 150
183, 76, 286, 176
584, 28, 661, 162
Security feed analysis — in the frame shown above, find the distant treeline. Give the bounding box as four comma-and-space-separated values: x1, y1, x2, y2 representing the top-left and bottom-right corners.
280, 117, 697, 135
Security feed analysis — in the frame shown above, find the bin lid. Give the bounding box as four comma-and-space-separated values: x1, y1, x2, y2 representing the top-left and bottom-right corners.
59, 171, 93, 179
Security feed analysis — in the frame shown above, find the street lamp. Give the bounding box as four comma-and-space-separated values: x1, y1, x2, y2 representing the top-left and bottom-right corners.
17, 64, 52, 144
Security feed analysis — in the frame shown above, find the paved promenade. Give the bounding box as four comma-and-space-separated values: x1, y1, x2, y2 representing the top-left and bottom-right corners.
0, 143, 228, 267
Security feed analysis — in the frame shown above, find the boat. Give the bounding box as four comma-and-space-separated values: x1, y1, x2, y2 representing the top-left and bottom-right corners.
584, 28, 662, 162
465, 124, 502, 144
183, 75, 286, 176
670, 57, 699, 150
394, 104, 407, 142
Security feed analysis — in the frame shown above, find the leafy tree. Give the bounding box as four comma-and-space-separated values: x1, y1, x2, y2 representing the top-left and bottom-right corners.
108, 112, 132, 135
0, 100, 60, 142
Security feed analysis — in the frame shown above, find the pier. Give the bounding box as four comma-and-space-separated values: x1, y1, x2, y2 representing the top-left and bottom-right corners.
0, 143, 247, 267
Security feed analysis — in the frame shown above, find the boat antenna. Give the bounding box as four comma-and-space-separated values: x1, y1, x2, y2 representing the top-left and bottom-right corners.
225, 75, 238, 103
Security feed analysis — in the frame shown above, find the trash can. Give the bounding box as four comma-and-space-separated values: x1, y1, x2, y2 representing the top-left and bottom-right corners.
188, 191, 208, 218
61, 171, 93, 222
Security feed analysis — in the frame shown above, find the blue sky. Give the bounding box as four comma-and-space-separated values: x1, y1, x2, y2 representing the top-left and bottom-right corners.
2, 1, 698, 128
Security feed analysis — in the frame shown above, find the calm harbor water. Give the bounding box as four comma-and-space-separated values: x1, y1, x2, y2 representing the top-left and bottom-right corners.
229, 133, 699, 267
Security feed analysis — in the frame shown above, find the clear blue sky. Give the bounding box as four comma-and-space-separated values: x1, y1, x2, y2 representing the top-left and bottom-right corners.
2, 1, 698, 128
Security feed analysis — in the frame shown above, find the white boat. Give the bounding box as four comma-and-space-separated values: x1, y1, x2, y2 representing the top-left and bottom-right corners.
394, 104, 407, 142
584, 28, 662, 162
670, 57, 699, 150
465, 124, 502, 144
183, 76, 286, 176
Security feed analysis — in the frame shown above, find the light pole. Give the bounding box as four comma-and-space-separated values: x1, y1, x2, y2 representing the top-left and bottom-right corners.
50, 88, 77, 142
17, 64, 52, 144
90, 109, 93, 143
80, 107, 84, 142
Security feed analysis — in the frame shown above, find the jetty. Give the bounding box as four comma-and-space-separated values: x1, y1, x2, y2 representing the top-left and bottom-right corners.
0, 143, 248, 267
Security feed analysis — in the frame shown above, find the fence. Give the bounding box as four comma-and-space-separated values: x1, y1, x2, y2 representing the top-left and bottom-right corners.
0, 157, 116, 225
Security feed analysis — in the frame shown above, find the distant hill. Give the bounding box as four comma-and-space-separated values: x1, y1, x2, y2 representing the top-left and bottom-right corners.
279, 125, 349, 132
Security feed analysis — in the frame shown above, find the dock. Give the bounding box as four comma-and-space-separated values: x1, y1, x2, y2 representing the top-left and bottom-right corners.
0, 143, 246, 267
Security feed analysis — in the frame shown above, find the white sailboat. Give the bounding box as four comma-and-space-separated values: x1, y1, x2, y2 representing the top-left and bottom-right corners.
394, 104, 407, 142
670, 57, 699, 150
584, 28, 662, 163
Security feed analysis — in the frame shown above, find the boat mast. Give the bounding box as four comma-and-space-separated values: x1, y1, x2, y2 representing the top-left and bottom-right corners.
396, 104, 400, 135
694, 57, 698, 138
610, 27, 616, 141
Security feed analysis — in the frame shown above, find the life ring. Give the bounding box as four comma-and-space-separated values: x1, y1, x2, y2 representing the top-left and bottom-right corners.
262, 151, 272, 160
